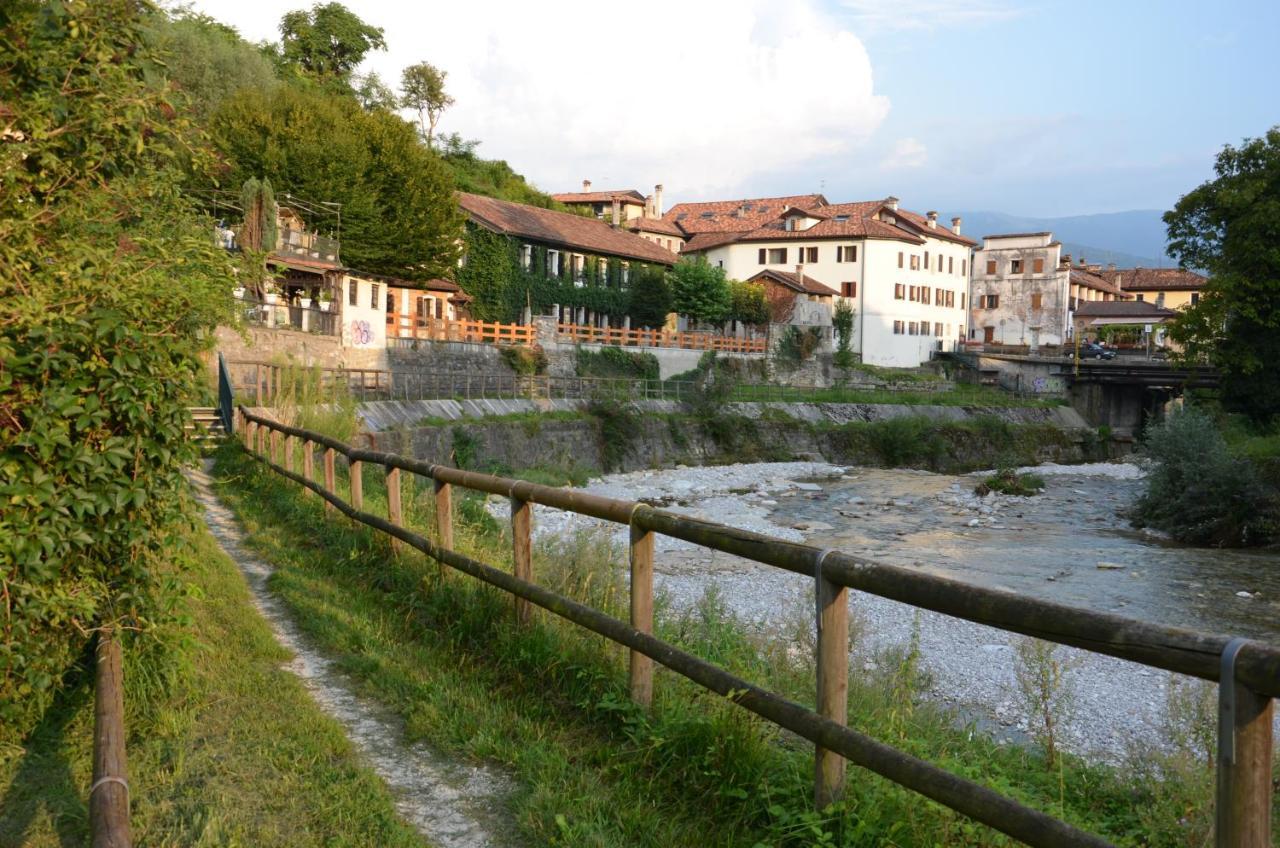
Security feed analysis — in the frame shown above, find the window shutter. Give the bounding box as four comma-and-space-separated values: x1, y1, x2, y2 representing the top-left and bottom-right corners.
759, 248, 766, 264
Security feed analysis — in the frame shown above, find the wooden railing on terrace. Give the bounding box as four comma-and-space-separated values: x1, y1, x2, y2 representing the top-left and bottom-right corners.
237, 407, 1277, 847
387, 317, 535, 346
556, 322, 767, 354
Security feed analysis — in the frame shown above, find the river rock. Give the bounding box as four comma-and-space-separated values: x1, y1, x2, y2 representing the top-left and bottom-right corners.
792, 520, 834, 531
1096, 561, 1125, 570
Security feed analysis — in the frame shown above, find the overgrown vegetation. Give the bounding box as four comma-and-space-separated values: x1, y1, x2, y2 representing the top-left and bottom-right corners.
207, 444, 1240, 846
0, 0, 235, 746
498, 344, 548, 376
832, 300, 856, 369
975, 468, 1047, 497
825, 416, 1071, 473
0, 525, 422, 846
1133, 405, 1280, 546
576, 345, 661, 380
585, 398, 643, 471
773, 325, 825, 368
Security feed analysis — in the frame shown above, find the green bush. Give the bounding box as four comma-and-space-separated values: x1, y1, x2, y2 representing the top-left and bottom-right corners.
1, 1, 234, 744
1133, 406, 1279, 546
586, 398, 642, 471
499, 344, 548, 376
975, 468, 1046, 496
576, 345, 660, 380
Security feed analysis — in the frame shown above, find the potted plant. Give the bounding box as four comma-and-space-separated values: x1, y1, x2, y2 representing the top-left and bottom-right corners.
318, 289, 332, 311
263, 283, 279, 305
300, 294, 313, 309
232, 285, 246, 300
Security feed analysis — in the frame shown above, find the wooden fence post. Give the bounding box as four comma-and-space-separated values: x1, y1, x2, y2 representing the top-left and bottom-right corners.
245, 419, 257, 453
284, 434, 294, 474
814, 551, 849, 810
302, 439, 314, 497
349, 459, 363, 512
270, 428, 280, 466
1216, 664, 1274, 846
434, 478, 453, 551
511, 497, 532, 625
629, 521, 654, 708
323, 448, 336, 513
91, 628, 130, 848
386, 466, 402, 552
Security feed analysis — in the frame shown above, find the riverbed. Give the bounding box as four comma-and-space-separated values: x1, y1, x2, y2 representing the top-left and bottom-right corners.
510, 460, 1280, 763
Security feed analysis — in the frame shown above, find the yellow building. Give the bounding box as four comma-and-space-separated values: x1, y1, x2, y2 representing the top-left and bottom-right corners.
1106, 267, 1206, 310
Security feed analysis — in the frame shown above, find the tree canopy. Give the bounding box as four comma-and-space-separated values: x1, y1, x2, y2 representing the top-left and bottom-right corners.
276, 2, 386, 85
1165, 126, 1280, 421
670, 257, 732, 324
401, 61, 453, 147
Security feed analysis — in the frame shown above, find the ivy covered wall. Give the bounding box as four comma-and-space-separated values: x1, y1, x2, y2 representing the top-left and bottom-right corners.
455, 223, 671, 323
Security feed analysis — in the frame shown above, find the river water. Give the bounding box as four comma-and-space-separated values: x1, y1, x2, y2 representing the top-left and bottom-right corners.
527, 460, 1280, 761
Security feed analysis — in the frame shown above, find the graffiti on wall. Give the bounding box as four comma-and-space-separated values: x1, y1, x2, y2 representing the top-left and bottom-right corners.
1031, 375, 1065, 394
350, 319, 372, 346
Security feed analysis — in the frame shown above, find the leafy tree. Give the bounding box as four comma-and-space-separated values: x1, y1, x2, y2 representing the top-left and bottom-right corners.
1, 0, 235, 743
352, 71, 398, 111
145, 12, 279, 118
628, 267, 673, 328
833, 298, 856, 367
728, 280, 769, 326
208, 84, 462, 280
400, 61, 454, 147
669, 257, 731, 324
1165, 126, 1280, 422
277, 2, 385, 85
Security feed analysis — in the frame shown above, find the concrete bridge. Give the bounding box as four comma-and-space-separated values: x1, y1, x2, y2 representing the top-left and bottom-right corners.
946, 352, 1220, 436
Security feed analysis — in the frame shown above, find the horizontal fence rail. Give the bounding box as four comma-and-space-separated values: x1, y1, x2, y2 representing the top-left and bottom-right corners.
236, 406, 1276, 847
555, 322, 767, 354
233, 295, 338, 336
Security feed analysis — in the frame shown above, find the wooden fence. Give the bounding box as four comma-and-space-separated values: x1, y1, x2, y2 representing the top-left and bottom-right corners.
91, 628, 130, 848
237, 407, 1276, 847
389, 317, 535, 345
556, 322, 767, 354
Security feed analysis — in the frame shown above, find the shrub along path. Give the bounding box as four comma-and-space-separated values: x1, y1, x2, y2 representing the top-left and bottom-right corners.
186, 462, 517, 848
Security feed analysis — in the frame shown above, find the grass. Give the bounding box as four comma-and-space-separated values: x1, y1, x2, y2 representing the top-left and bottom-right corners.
975, 468, 1047, 496
205, 440, 1243, 847
0, 523, 424, 847
728, 382, 1064, 408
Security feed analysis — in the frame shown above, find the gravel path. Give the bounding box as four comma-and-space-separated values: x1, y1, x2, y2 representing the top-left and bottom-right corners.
504, 460, 1279, 766
190, 462, 519, 848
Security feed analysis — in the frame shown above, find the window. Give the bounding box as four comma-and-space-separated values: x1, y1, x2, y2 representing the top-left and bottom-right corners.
435, 297, 443, 320
921, 287, 931, 305
1033, 258, 1045, 274
910, 254, 921, 271
1191, 292, 1200, 305
894, 283, 905, 300
521, 244, 533, 270
1031, 293, 1043, 310
370, 283, 380, 309
841, 281, 856, 297
924, 251, 930, 270
837, 245, 857, 262
908, 285, 918, 302
948, 256, 954, 274
961, 293, 965, 309
348, 279, 358, 306
758, 248, 767, 264
893, 320, 904, 335
386, 291, 394, 312
767, 248, 787, 263
1011, 259, 1023, 273
986, 294, 1000, 309
962, 260, 967, 276
986, 260, 996, 275
800, 246, 818, 263
898, 251, 904, 269
934, 322, 944, 336
1136, 294, 1145, 302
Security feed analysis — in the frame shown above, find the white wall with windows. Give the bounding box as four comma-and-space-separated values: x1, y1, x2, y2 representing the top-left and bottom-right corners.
340, 273, 388, 349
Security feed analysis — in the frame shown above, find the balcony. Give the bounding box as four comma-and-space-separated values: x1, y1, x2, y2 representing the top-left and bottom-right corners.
275, 227, 339, 264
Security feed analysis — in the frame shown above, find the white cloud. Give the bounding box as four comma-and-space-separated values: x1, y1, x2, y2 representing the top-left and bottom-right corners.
183, 0, 890, 203
837, 0, 1022, 33
881, 137, 928, 170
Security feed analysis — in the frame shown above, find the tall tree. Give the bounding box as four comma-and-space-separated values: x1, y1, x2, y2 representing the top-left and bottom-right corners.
1165, 126, 1280, 422
669, 257, 731, 324
352, 71, 397, 111
400, 61, 453, 147
277, 2, 385, 85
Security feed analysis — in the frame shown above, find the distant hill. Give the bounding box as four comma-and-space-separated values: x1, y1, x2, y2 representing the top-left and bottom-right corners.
956, 209, 1176, 267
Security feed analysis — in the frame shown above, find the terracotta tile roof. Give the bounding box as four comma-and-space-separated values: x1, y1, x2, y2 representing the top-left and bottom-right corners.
627, 217, 685, 237
1074, 300, 1177, 319
664, 194, 829, 234
682, 231, 745, 252
1111, 267, 1206, 292
268, 254, 341, 272
458, 192, 679, 266
550, 189, 646, 205
748, 268, 839, 297
889, 208, 978, 247
1070, 268, 1128, 297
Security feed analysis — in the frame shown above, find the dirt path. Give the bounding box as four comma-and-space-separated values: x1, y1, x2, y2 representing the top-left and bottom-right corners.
188, 462, 519, 848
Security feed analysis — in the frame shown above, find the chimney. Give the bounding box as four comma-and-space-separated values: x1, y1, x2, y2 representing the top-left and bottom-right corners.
1107, 263, 1116, 272
610, 196, 621, 228
926, 210, 938, 229
796, 263, 805, 281
1061, 253, 1071, 268
885, 196, 899, 211
654, 184, 664, 216
583, 179, 592, 192
951, 216, 962, 235
644, 194, 655, 218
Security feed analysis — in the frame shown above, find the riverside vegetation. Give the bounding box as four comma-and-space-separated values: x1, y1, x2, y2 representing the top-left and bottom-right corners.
205, 426, 1254, 846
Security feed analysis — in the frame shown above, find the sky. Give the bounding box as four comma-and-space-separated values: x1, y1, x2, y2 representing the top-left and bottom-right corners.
184, 0, 1280, 217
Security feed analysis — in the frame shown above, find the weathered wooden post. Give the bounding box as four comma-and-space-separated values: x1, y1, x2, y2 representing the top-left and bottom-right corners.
386, 465, 402, 552
91, 628, 130, 848
434, 478, 453, 551
302, 439, 314, 497
270, 428, 280, 466
1215, 640, 1274, 847
246, 419, 257, 454
629, 518, 655, 709
349, 458, 363, 512
511, 496, 533, 625
814, 549, 849, 810
284, 434, 295, 474
323, 447, 336, 513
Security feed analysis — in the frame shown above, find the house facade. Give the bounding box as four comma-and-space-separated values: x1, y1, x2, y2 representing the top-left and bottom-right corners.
1105, 267, 1206, 310
1073, 300, 1178, 346
553, 181, 686, 254
675, 195, 973, 366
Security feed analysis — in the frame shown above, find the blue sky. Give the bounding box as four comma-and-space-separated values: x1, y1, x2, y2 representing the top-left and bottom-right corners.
191, 0, 1278, 218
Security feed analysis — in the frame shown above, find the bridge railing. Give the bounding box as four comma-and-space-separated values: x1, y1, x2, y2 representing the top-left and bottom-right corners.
236, 406, 1276, 847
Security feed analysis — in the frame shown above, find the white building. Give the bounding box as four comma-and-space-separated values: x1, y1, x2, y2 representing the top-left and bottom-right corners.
675, 195, 974, 366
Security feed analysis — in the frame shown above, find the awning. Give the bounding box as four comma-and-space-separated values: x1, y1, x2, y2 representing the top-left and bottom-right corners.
1087, 317, 1170, 327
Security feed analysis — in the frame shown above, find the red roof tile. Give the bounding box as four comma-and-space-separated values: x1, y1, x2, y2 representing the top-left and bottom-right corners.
1111, 267, 1206, 292
458, 192, 678, 266
551, 189, 646, 205
1074, 300, 1176, 318
627, 217, 685, 237
748, 268, 839, 297
889, 208, 978, 247
1070, 268, 1128, 297
664, 194, 829, 234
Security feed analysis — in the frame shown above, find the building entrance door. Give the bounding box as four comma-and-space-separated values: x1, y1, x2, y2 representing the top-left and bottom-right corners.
983, 326, 995, 344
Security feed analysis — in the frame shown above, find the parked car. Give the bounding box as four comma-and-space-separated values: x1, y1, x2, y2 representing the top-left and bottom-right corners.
1079, 341, 1117, 360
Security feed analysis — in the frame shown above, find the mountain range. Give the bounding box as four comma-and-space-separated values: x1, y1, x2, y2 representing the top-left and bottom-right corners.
954, 209, 1176, 268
